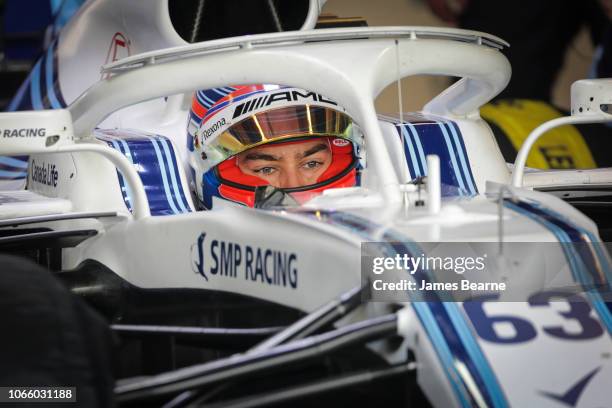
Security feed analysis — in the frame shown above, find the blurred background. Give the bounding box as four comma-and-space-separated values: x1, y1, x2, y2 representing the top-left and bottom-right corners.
0, 0, 609, 169
322, 0, 601, 113
0, 0, 604, 111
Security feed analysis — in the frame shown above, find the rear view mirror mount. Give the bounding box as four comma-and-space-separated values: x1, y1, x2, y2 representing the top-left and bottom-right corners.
0, 109, 74, 156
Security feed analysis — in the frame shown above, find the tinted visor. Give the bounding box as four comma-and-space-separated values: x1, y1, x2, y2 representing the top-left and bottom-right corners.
202, 105, 355, 169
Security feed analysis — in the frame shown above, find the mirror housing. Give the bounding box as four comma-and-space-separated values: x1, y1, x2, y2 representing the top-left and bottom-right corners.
513, 78, 612, 187
571, 78, 612, 117
0, 109, 74, 156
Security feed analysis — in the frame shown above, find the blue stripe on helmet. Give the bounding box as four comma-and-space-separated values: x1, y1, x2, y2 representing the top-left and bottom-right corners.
212, 87, 230, 97
202, 89, 268, 122
190, 110, 203, 122
198, 91, 215, 107
201, 90, 220, 106
202, 99, 230, 120
195, 91, 207, 105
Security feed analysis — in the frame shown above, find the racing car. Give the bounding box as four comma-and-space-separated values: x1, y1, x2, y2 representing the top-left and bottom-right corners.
0, 0, 610, 407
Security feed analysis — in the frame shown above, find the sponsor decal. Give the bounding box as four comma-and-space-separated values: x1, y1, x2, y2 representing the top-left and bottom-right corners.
30, 159, 58, 187
232, 90, 338, 119
200, 117, 226, 140
2, 128, 46, 138
540, 366, 601, 407
539, 145, 575, 169
191, 232, 298, 288
332, 138, 350, 147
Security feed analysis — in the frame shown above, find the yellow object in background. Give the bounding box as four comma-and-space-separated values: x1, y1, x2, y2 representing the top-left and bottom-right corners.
481, 100, 596, 169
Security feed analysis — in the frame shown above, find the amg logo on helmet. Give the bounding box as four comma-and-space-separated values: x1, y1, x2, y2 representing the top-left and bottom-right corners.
2, 128, 46, 138
232, 90, 338, 119
201, 118, 226, 140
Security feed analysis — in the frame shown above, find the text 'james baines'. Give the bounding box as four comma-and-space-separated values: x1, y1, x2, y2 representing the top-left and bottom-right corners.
192, 233, 298, 289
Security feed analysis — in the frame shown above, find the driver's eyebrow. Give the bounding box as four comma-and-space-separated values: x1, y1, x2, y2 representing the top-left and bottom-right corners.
243, 152, 279, 161
300, 143, 329, 158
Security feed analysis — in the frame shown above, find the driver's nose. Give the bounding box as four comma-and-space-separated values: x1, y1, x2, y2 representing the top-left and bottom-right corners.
278, 168, 302, 189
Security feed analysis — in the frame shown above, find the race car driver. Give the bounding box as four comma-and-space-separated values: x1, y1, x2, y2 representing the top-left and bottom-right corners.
188, 84, 361, 209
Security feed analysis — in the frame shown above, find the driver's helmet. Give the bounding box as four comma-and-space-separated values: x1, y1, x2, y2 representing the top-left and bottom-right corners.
187, 84, 361, 208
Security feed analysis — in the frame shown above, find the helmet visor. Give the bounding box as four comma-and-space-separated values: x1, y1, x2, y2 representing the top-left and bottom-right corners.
201, 105, 355, 170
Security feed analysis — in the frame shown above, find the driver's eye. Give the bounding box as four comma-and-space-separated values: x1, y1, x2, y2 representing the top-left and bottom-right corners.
304, 161, 322, 169
255, 167, 276, 175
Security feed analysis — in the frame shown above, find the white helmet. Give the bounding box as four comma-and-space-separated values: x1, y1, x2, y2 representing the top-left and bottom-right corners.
187, 84, 361, 208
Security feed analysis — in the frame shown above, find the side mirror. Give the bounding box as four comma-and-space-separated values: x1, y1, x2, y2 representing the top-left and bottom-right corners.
570, 78, 612, 117
511, 78, 612, 187
0, 109, 150, 219
0, 109, 74, 156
